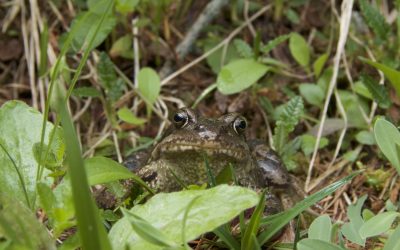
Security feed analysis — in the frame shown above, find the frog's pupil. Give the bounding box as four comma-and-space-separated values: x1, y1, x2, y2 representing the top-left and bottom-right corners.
238, 120, 246, 129
174, 113, 185, 123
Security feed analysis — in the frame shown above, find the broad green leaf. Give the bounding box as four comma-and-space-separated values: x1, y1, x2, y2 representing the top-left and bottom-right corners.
84, 156, 150, 190
308, 215, 332, 242
217, 59, 269, 95
117, 107, 147, 125
286, 8, 300, 24
313, 53, 328, 78
359, 0, 390, 40
109, 34, 133, 59
301, 134, 329, 156
289, 33, 310, 68
360, 57, 400, 97
0, 193, 56, 250
374, 118, 400, 174
360, 74, 391, 109
297, 239, 344, 250
0, 101, 57, 207
72, 86, 102, 98
37, 180, 75, 237
261, 34, 291, 54
359, 211, 400, 238
338, 90, 369, 129
138, 67, 161, 106
57, 94, 111, 250
353, 81, 373, 99
355, 130, 375, 145
383, 225, 400, 250
109, 185, 259, 249
70, 10, 116, 52
116, 0, 139, 14
341, 195, 367, 246
88, 0, 113, 14
122, 209, 176, 247
299, 83, 324, 107
203, 38, 240, 73
258, 172, 360, 245
233, 39, 254, 58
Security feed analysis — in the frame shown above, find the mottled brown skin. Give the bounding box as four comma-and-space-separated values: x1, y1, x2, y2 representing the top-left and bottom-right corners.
134, 108, 291, 215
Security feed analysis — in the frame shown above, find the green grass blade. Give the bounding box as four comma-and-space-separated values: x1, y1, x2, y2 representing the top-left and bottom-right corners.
241, 191, 266, 250
37, 0, 114, 181
57, 94, 111, 250
258, 171, 361, 245
214, 225, 241, 250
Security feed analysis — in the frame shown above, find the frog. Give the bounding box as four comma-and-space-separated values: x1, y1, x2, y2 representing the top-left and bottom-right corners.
127, 107, 293, 215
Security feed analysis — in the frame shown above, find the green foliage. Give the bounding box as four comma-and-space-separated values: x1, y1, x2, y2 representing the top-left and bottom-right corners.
72, 86, 102, 98
109, 34, 133, 59
241, 191, 266, 250
289, 33, 310, 68
355, 130, 375, 145
217, 59, 269, 95
0, 101, 58, 208
301, 134, 329, 156
97, 52, 125, 102
109, 185, 259, 249
57, 92, 111, 250
203, 38, 240, 73
299, 83, 324, 107
307, 215, 332, 242
374, 118, 400, 175
341, 195, 367, 246
359, 0, 390, 40
233, 39, 254, 58
84, 156, 154, 194
338, 90, 369, 128
261, 33, 291, 54
0, 193, 56, 249
117, 107, 147, 125
313, 53, 328, 78
298, 239, 344, 250
115, 0, 139, 14
138, 67, 161, 114
122, 208, 178, 248
360, 73, 391, 109
259, 172, 360, 245
69, 1, 116, 52
359, 211, 399, 238
360, 57, 400, 97
37, 180, 75, 237
273, 96, 304, 154
384, 225, 400, 250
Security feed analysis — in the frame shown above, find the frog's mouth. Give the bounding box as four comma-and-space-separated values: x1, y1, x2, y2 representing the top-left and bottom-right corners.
153, 140, 248, 161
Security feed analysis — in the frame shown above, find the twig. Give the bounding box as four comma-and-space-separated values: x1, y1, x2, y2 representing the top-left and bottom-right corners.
161, 4, 271, 86
305, 0, 354, 192
244, 0, 256, 37
132, 18, 140, 113
327, 89, 348, 167
112, 131, 122, 163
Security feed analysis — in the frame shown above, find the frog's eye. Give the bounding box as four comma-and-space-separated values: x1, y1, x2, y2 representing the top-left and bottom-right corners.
233, 117, 247, 134
173, 110, 189, 128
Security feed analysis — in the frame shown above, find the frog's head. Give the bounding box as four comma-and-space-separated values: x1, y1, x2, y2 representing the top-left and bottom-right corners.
151, 108, 250, 163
